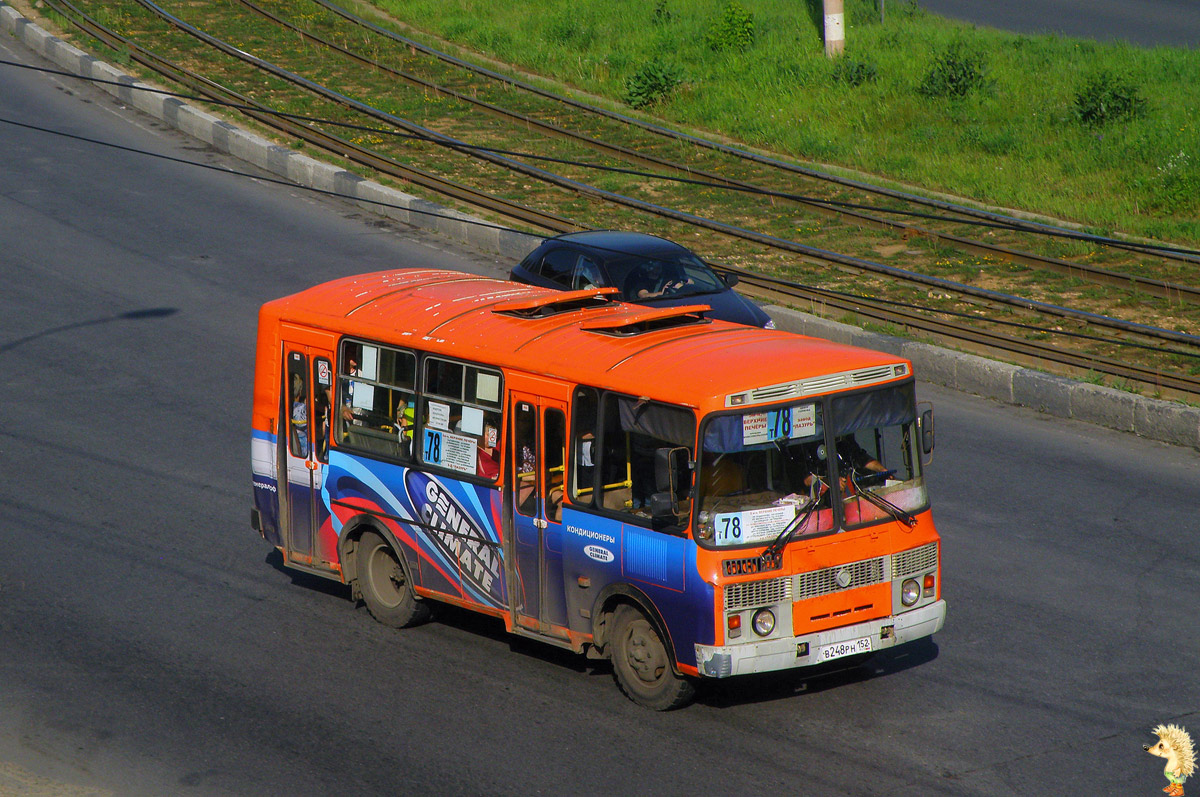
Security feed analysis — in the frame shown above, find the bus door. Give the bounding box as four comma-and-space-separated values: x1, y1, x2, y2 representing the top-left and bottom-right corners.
508, 393, 569, 638
279, 326, 336, 570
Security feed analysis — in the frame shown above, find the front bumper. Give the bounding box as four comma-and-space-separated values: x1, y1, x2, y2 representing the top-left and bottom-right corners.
695, 599, 947, 678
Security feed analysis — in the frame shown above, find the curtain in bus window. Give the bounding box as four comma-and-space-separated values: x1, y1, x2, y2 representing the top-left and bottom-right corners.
616, 397, 694, 448
830, 386, 915, 436
702, 410, 824, 454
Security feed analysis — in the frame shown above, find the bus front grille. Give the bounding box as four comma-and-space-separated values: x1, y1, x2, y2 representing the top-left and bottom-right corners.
724, 576, 792, 612
892, 542, 938, 579
794, 557, 886, 600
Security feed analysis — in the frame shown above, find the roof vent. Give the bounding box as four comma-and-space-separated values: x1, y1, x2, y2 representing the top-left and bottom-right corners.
579, 304, 712, 336
492, 287, 620, 319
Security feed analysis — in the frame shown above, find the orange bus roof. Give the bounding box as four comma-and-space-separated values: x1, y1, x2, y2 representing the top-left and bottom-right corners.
262, 270, 910, 409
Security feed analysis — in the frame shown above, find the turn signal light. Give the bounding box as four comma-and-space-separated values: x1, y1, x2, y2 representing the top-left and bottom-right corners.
923, 573, 935, 597
727, 613, 742, 640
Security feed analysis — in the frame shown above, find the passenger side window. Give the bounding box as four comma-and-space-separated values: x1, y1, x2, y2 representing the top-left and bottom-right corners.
594, 392, 695, 528
514, 402, 538, 517
313, 357, 332, 463
421, 358, 503, 482
545, 409, 566, 522
286, 352, 310, 459
570, 387, 599, 507
337, 340, 416, 462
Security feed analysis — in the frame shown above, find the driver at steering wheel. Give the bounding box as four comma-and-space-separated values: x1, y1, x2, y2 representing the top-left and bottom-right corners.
803, 435, 886, 492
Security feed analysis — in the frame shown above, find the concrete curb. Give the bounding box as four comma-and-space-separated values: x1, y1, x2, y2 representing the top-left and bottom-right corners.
6, 3, 1199, 450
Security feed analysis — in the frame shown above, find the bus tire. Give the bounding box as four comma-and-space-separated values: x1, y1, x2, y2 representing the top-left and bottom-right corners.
609, 604, 695, 710
357, 531, 430, 628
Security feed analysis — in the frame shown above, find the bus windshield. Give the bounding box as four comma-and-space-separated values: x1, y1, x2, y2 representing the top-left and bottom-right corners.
696, 383, 927, 547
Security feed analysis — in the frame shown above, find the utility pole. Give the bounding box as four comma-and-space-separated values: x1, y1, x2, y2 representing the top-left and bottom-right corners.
824, 0, 845, 57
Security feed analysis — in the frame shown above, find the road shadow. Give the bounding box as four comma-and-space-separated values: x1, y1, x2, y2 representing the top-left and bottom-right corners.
0, 307, 178, 353
427, 602, 596, 674
267, 553, 595, 673
265, 547, 939, 703
264, 547, 351, 600
696, 637, 940, 708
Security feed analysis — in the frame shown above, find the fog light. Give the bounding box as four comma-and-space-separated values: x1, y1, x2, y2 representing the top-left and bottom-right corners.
752, 608, 776, 637
901, 578, 920, 606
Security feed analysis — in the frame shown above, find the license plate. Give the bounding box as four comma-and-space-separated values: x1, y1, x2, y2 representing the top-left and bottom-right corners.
818, 636, 872, 662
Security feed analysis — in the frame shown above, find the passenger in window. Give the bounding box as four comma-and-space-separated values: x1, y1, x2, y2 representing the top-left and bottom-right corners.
517, 443, 537, 508
629, 433, 658, 511
394, 398, 414, 457
477, 447, 499, 480
341, 352, 361, 423
290, 375, 309, 458
476, 422, 499, 480
577, 431, 595, 486
626, 261, 691, 300
314, 382, 330, 460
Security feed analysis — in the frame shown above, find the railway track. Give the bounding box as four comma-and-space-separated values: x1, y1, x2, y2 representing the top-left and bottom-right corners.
310, 0, 1200, 264
32, 0, 1200, 398
235, 0, 1200, 310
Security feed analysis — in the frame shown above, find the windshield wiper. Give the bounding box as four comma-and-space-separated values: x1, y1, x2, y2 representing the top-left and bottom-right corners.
760, 481, 822, 565
849, 471, 916, 527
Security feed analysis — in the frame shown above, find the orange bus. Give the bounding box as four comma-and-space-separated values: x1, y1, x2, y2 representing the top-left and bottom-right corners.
250, 269, 945, 709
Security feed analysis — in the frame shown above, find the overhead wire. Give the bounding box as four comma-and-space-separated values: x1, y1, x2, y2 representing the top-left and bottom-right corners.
4, 59, 1200, 362
6, 109, 1197, 362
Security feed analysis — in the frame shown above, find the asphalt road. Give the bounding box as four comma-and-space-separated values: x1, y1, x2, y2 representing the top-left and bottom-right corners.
918, 0, 1200, 48
2, 28, 1199, 797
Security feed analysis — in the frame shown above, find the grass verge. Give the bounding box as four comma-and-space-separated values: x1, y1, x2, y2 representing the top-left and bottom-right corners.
369, 0, 1200, 246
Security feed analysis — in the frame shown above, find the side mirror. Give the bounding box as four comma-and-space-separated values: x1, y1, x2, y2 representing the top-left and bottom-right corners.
654, 446, 689, 493
919, 406, 935, 456
721, 271, 739, 288
653, 447, 689, 519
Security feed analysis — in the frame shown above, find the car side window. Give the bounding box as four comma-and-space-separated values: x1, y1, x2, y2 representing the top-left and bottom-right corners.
540, 249, 576, 288
572, 256, 603, 290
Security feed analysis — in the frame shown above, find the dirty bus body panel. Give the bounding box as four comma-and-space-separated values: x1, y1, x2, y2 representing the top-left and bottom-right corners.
250, 269, 946, 709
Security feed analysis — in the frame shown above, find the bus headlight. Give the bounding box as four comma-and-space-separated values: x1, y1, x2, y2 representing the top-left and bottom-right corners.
900, 578, 921, 607
752, 608, 776, 637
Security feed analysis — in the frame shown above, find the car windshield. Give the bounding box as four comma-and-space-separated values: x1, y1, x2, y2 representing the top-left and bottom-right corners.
695, 383, 927, 548
608, 253, 725, 301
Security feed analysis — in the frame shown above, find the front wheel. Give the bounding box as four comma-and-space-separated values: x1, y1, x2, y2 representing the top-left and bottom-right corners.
356, 531, 430, 628
610, 605, 695, 710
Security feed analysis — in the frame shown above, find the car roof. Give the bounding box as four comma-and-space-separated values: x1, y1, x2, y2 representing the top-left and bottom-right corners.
551, 230, 691, 260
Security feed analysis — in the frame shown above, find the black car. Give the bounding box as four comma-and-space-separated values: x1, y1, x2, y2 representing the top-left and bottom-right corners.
510, 231, 775, 328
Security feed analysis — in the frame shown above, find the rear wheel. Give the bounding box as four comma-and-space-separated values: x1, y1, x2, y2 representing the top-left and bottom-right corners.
357, 531, 430, 628
610, 605, 695, 710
